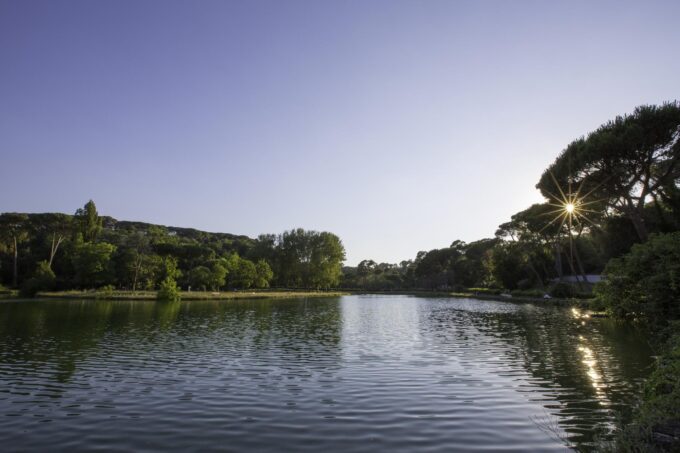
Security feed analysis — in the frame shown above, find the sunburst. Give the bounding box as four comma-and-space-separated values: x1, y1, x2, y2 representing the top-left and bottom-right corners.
537, 171, 610, 285
539, 171, 605, 236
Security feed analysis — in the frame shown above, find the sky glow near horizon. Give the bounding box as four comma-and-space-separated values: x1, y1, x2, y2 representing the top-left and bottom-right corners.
1, 0, 679, 265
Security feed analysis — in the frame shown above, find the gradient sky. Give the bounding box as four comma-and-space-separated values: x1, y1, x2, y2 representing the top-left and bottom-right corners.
1, 0, 679, 265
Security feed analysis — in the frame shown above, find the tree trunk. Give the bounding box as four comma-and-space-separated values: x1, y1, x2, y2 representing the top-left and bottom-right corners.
48, 234, 63, 269
565, 253, 584, 292
519, 243, 545, 290
572, 247, 588, 292
627, 200, 649, 241
554, 242, 563, 281
12, 236, 18, 288
49, 234, 56, 269
527, 259, 545, 290
573, 231, 589, 291
132, 257, 141, 293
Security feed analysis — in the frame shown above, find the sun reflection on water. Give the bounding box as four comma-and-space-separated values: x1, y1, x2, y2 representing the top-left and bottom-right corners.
572, 308, 609, 405
578, 345, 606, 397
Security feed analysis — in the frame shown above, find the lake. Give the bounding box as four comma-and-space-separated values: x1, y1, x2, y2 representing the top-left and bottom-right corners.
0, 295, 653, 452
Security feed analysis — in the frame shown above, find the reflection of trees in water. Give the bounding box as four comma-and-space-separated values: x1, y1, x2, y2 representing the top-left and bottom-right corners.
0, 300, 115, 386
421, 301, 653, 450
0, 297, 344, 392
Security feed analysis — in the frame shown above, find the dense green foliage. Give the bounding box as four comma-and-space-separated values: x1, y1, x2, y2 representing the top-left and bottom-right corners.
595, 232, 680, 323
157, 277, 181, 302
20, 261, 56, 297
612, 327, 680, 452
75, 200, 103, 243
71, 240, 117, 288
0, 202, 345, 293
248, 229, 345, 289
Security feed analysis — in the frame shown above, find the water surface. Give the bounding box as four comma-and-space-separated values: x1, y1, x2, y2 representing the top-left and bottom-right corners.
0, 295, 653, 451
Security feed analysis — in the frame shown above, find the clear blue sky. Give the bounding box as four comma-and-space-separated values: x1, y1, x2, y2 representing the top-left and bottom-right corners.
1, 0, 679, 265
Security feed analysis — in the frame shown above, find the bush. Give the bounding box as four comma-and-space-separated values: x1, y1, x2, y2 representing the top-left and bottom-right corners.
595, 232, 680, 324
550, 282, 575, 298
20, 261, 56, 297
516, 279, 533, 290
96, 284, 115, 299
614, 327, 680, 451
157, 277, 181, 302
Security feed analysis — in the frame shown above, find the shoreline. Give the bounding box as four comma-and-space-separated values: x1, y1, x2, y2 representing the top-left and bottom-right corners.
348, 289, 596, 308
1, 289, 599, 312
25, 289, 349, 302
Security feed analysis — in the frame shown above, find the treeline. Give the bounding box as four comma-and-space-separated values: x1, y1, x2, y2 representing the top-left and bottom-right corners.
0, 202, 345, 295
344, 102, 680, 297
341, 216, 651, 295
342, 239, 498, 291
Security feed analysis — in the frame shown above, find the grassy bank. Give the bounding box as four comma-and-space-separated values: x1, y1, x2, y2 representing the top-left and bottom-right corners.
12, 288, 598, 311
0, 288, 17, 299
34, 289, 348, 301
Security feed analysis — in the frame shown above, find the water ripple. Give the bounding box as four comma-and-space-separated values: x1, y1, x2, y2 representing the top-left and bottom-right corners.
0, 296, 653, 452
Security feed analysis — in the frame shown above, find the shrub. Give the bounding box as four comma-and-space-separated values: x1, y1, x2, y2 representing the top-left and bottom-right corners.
614, 327, 680, 451
595, 232, 680, 324
516, 279, 533, 290
157, 277, 181, 302
96, 284, 115, 298
20, 261, 56, 297
550, 282, 575, 298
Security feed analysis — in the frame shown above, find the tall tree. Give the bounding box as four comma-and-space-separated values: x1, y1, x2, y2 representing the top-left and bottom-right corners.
75, 200, 103, 242
537, 102, 680, 241
272, 228, 346, 288
0, 213, 29, 287
186, 266, 213, 291
119, 232, 153, 292
486, 242, 526, 290
230, 257, 257, 289
309, 232, 346, 289
254, 259, 273, 288
497, 203, 570, 283
71, 241, 116, 288
206, 259, 228, 290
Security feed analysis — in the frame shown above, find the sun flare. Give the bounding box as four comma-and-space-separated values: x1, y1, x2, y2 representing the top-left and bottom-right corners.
539, 171, 605, 237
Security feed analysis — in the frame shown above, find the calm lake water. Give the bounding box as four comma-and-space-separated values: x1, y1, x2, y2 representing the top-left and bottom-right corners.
0, 295, 653, 452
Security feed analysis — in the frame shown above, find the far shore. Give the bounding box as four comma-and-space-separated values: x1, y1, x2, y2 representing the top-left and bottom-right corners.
22, 289, 349, 301
348, 290, 597, 309
1, 289, 598, 311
